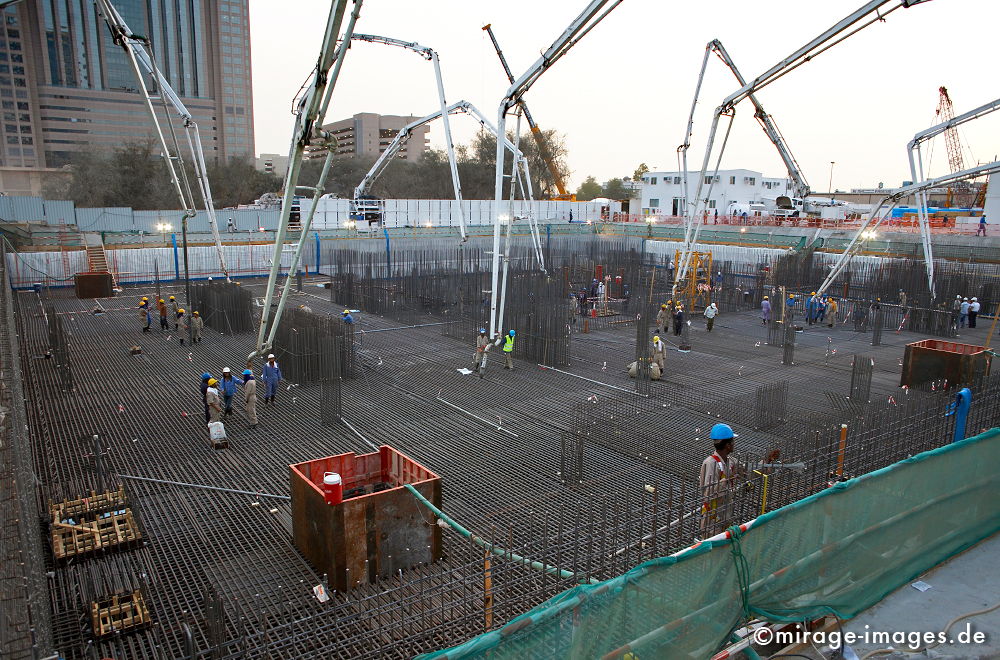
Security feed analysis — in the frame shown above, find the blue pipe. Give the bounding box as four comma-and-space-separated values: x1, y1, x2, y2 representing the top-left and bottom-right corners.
171, 233, 180, 280
947, 387, 972, 443
314, 232, 320, 274
383, 226, 391, 272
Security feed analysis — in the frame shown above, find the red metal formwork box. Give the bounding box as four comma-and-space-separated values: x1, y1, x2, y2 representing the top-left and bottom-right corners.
289, 446, 442, 593
899, 339, 992, 388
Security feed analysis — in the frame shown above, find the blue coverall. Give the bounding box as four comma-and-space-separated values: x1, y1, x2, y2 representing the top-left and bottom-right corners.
262, 361, 282, 402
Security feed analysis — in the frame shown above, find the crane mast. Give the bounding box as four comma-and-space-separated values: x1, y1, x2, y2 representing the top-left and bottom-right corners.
482, 24, 574, 201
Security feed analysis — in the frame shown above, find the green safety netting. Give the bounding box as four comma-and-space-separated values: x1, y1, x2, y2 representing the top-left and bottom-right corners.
420, 427, 1000, 659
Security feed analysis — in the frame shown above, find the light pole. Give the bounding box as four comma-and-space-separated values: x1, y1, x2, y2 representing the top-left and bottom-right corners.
156, 222, 172, 245
828, 161, 836, 196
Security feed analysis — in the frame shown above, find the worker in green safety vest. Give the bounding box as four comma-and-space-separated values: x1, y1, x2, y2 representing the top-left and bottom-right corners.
502, 329, 515, 370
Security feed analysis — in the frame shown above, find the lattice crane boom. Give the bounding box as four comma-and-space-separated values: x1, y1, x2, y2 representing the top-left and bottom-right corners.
936, 86, 966, 174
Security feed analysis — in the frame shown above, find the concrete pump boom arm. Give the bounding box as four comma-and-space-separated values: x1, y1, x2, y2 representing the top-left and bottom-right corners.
816, 160, 1000, 298
94, 0, 231, 281
675, 0, 934, 292
488, 0, 624, 337
482, 24, 570, 199
354, 101, 533, 202
350, 33, 467, 240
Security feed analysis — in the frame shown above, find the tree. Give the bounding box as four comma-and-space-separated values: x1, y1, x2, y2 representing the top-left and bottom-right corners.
633, 163, 650, 181
48, 142, 283, 209
602, 178, 629, 200
576, 176, 602, 201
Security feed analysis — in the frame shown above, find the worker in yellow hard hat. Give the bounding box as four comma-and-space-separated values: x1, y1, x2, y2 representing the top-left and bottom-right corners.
190, 310, 204, 343
169, 295, 180, 328
205, 378, 223, 422
656, 303, 669, 334
157, 297, 169, 331
342, 309, 354, 325
651, 334, 666, 373
139, 297, 152, 332
761, 295, 771, 325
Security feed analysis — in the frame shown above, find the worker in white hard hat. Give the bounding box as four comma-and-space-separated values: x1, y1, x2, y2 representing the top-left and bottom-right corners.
261, 353, 282, 404
969, 297, 980, 328
219, 367, 238, 416
651, 335, 666, 372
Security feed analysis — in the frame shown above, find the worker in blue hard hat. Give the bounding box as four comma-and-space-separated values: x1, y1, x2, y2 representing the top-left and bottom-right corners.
698, 423, 780, 537
241, 368, 258, 428
502, 329, 516, 370
472, 328, 489, 374
200, 372, 212, 423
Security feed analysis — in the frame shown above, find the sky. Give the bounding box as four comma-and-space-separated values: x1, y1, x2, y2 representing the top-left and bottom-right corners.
248, 0, 1000, 193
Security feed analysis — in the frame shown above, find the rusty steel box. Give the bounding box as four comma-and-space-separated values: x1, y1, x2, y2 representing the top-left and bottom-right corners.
290, 446, 442, 592
900, 339, 992, 388
74, 272, 113, 298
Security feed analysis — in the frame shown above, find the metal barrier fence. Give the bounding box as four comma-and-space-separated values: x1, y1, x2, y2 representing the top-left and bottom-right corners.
0, 243, 54, 659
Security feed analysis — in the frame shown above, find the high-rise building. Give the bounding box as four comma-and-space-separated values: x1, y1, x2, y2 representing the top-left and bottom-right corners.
0, 0, 253, 195
322, 113, 429, 162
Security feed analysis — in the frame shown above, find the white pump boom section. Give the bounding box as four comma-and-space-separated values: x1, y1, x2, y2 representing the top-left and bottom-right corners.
252, 0, 362, 362
488, 0, 625, 336
907, 95, 1000, 301
674, 0, 933, 293
94, 0, 230, 281
353, 100, 534, 202
677, 39, 810, 225
816, 160, 1000, 298
350, 34, 467, 241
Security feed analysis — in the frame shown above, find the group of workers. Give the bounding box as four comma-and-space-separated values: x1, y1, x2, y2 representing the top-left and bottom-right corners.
199, 353, 284, 430
765, 293, 839, 328
471, 328, 516, 378
138, 295, 203, 342
954, 295, 981, 329
655, 301, 686, 336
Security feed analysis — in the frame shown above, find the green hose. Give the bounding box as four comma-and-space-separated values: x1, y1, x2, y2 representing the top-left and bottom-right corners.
404, 484, 597, 584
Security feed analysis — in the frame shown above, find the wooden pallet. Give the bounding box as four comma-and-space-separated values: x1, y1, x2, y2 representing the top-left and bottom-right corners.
91, 589, 151, 638
51, 508, 141, 561
50, 485, 128, 521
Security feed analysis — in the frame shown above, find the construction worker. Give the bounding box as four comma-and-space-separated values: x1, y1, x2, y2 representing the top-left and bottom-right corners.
704, 302, 718, 332
651, 335, 666, 372
969, 297, 980, 328
761, 296, 771, 325
262, 353, 281, 404
472, 328, 489, 374
899, 290, 907, 308
169, 296, 180, 328
157, 298, 169, 331
200, 372, 212, 423
242, 369, 258, 428
191, 310, 204, 343
342, 309, 354, 325
785, 294, 796, 322
655, 304, 669, 334
139, 297, 152, 332
176, 309, 186, 343
826, 297, 838, 328
952, 295, 962, 329
205, 378, 223, 423
699, 423, 779, 537
299, 304, 313, 314
219, 367, 238, 416
672, 305, 684, 336
806, 292, 819, 325
502, 329, 515, 370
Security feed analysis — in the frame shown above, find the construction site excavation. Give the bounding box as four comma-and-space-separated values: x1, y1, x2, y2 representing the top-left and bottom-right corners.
2, 1, 1000, 659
